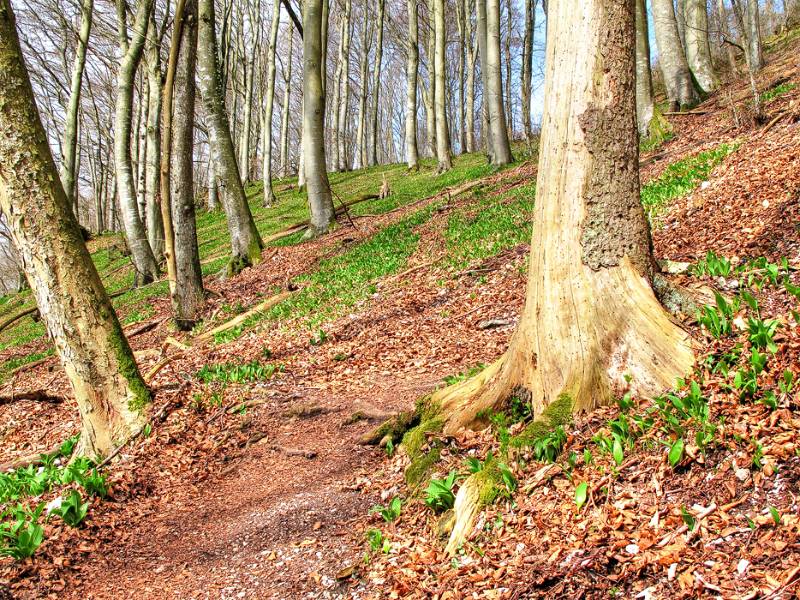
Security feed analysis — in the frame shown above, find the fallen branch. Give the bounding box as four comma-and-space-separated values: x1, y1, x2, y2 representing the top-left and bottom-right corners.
0, 390, 63, 406
194, 290, 294, 345
9, 355, 54, 377
662, 109, 709, 116
269, 444, 317, 459
657, 502, 717, 547
0, 443, 62, 472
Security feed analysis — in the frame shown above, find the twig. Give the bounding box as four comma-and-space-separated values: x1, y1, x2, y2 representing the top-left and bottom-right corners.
657, 502, 717, 547
0, 390, 63, 406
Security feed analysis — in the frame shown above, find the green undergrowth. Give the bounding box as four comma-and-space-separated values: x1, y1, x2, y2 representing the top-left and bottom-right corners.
642, 142, 738, 222
760, 81, 796, 104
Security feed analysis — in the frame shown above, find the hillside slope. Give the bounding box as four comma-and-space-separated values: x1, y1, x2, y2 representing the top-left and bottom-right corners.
0, 30, 798, 599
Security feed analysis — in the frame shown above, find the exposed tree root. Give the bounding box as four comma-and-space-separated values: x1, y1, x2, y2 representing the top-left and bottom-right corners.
0, 390, 63, 405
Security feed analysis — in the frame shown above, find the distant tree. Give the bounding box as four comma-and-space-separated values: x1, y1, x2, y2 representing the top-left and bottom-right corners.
405, 0, 420, 170
635, 0, 655, 136
479, 0, 512, 165
685, 0, 719, 93
261, 0, 281, 206
0, 0, 151, 457
652, 0, 699, 110
433, 0, 452, 171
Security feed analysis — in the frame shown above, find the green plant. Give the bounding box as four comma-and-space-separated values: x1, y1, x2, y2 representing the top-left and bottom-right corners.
310, 329, 328, 346
54, 490, 89, 527
690, 251, 733, 278
574, 482, 589, 511
365, 528, 390, 554
0, 504, 45, 560
747, 317, 780, 353
81, 469, 108, 498
424, 471, 457, 512
681, 506, 696, 531
696, 292, 738, 338
668, 438, 685, 468
531, 426, 567, 463
760, 81, 796, 104
769, 506, 781, 525
443, 363, 486, 386
370, 497, 403, 523
196, 360, 281, 384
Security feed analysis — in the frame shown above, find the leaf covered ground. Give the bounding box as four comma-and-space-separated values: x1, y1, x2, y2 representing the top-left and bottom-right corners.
0, 31, 799, 600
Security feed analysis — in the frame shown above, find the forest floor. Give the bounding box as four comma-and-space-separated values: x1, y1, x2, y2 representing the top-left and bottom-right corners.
1, 31, 800, 600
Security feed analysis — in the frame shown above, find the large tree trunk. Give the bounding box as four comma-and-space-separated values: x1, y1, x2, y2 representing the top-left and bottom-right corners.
337, 0, 353, 171
0, 0, 150, 458
635, 0, 655, 137
145, 16, 165, 263
521, 0, 535, 145
405, 0, 420, 170
115, 0, 161, 285
484, 0, 512, 165
652, 0, 699, 110
262, 0, 281, 206
59, 0, 93, 210
168, 0, 204, 328
197, 0, 264, 274
433, 0, 452, 171
303, 0, 336, 237
368, 0, 385, 166
279, 29, 293, 178
685, 0, 719, 93
433, 0, 694, 438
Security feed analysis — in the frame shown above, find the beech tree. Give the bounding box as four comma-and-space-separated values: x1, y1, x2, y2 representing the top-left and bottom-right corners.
405, 0, 420, 170
198, 0, 264, 273
115, 0, 161, 284
428, 0, 694, 551
303, 0, 336, 236
653, 0, 699, 110
635, 0, 655, 137
261, 0, 281, 206
0, 0, 150, 458
684, 0, 719, 93
433, 0, 452, 171
479, 0, 512, 165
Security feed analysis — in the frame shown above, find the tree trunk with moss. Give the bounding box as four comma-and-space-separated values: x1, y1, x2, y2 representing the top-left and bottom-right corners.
652, 0, 699, 110
303, 0, 336, 237
0, 0, 150, 458
424, 0, 694, 552
197, 0, 263, 273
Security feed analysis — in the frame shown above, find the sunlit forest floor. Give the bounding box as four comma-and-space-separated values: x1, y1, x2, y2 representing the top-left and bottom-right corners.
0, 29, 799, 599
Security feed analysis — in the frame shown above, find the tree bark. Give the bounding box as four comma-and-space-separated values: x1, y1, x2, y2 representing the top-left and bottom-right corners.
485, 0, 512, 165
476, 0, 492, 160
169, 0, 204, 328
59, 0, 93, 211
331, 10, 345, 170
197, 0, 264, 274
115, 0, 161, 285
746, 0, 763, 70
356, 5, 371, 169
337, 0, 353, 171
685, 0, 719, 93
145, 16, 165, 262
465, 0, 477, 153
405, 0, 420, 170
368, 0, 385, 166
279, 29, 293, 177
652, 0, 699, 110
425, 0, 437, 157
433, 0, 452, 171
717, 0, 740, 74
303, 0, 336, 237
521, 0, 535, 145
0, 0, 151, 458
432, 0, 693, 434
262, 0, 281, 206
457, 0, 467, 152
635, 0, 655, 137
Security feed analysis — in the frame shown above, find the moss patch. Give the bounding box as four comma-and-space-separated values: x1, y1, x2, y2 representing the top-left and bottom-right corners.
512, 392, 573, 447
404, 446, 442, 488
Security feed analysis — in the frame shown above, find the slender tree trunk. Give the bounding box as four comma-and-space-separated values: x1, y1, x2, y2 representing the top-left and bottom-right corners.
476, 0, 493, 161
303, 0, 336, 237
262, 0, 281, 206
457, 0, 467, 152
168, 0, 204, 328
368, 0, 385, 166
746, 0, 763, 69
331, 11, 345, 170
197, 0, 264, 273
238, 1, 260, 184
279, 29, 293, 178
685, 0, 719, 93
503, 0, 512, 137
356, 6, 371, 169
485, 0, 512, 165
425, 0, 437, 157
521, 0, 535, 145
337, 0, 353, 171
635, 0, 655, 137
465, 0, 477, 153
145, 17, 165, 262
115, 0, 160, 285
717, 0, 740, 74
405, 0, 420, 170
0, 0, 151, 458
652, 0, 699, 110
60, 0, 93, 210
433, 0, 452, 171
430, 0, 693, 554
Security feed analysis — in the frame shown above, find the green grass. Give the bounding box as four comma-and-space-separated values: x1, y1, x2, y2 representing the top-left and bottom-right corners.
760, 81, 796, 104
641, 143, 738, 222
0, 152, 497, 357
